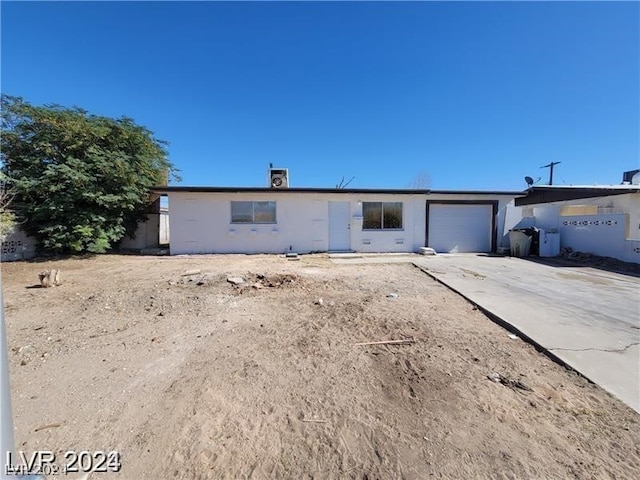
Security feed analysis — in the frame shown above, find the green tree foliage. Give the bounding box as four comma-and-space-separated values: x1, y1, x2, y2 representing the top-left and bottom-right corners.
0, 172, 16, 238
0, 95, 177, 253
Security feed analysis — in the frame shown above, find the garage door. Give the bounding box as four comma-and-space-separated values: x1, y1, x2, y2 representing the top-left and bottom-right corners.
428, 204, 493, 253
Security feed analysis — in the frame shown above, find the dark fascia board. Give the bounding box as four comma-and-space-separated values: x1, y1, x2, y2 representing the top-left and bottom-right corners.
515, 187, 639, 206
151, 186, 524, 196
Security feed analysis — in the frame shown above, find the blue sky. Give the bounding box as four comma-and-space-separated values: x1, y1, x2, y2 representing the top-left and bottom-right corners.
1, 1, 638, 190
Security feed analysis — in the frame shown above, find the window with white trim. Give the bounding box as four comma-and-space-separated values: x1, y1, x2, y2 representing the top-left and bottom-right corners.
362, 202, 403, 230
231, 201, 276, 224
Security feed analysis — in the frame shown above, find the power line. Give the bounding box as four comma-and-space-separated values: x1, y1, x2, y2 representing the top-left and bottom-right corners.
540, 161, 561, 185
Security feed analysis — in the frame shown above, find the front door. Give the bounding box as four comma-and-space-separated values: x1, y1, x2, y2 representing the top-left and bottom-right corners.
328, 201, 351, 251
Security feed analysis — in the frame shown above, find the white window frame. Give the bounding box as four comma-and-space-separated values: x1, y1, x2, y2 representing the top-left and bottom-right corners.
230, 201, 277, 224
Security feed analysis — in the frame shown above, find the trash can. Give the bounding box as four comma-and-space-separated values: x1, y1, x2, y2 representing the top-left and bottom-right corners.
509, 227, 541, 257
509, 230, 532, 257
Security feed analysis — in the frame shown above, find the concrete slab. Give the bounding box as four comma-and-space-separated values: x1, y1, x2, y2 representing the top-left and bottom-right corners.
412, 254, 640, 413
329, 253, 420, 264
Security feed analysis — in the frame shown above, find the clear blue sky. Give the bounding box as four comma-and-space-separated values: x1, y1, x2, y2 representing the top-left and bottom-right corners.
2, 1, 638, 190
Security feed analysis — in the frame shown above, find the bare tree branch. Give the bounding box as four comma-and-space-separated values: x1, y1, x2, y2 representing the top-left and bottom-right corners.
408, 171, 431, 189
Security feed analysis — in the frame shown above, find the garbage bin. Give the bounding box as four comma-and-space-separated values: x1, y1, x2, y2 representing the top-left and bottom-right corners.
509, 230, 532, 257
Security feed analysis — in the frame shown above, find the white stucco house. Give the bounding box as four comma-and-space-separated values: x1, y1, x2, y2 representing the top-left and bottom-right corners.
510, 182, 640, 264
152, 182, 522, 256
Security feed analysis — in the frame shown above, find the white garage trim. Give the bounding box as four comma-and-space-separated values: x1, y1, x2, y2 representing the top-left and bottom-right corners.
427, 202, 497, 253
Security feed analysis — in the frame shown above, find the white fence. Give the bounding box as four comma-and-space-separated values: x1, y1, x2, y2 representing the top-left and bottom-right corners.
558, 213, 640, 263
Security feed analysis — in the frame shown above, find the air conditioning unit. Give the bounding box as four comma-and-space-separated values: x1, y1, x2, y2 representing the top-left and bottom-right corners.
269, 168, 289, 189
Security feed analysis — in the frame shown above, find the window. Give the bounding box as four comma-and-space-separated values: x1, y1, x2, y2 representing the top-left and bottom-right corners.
231, 201, 276, 224
559, 205, 598, 216
362, 202, 403, 230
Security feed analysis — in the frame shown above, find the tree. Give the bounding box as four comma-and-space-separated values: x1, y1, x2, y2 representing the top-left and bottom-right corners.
0, 95, 178, 253
0, 172, 16, 238
407, 171, 431, 189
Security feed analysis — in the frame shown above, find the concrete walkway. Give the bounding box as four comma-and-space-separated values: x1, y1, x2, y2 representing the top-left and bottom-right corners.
410, 254, 640, 413
330, 253, 640, 411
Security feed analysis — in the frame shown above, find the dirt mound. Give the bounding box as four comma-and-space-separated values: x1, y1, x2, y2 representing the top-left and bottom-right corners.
172, 271, 302, 291
242, 272, 300, 289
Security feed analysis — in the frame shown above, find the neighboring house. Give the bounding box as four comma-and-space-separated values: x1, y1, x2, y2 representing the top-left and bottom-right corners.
119, 194, 169, 251
512, 182, 640, 264
151, 184, 522, 255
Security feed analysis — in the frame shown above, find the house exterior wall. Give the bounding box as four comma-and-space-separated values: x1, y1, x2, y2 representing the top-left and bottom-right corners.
167, 191, 516, 255
511, 193, 640, 263
500, 200, 536, 244
169, 191, 424, 254
557, 213, 639, 263
350, 194, 425, 253
609, 194, 640, 241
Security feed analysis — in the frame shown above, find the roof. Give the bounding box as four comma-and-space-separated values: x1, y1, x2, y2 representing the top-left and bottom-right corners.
151, 186, 524, 196
515, 184, 640, 206
524, 184, 640, 190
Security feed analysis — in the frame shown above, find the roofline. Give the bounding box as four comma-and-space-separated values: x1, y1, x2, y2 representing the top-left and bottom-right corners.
523, 184, 640, 190
515, 186, 639, 206
151, 186, 524, 196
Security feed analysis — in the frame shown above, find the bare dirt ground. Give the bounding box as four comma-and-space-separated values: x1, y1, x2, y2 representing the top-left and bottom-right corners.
3, 254, 639, 479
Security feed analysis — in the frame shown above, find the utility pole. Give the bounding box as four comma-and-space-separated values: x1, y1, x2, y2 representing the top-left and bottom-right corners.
541, 161, 561, 185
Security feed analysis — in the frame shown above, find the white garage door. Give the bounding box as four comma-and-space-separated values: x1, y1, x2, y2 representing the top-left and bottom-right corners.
428, 204, 492, 253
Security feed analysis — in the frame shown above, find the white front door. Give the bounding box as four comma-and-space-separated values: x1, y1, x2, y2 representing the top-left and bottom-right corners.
328, 201, 351, 251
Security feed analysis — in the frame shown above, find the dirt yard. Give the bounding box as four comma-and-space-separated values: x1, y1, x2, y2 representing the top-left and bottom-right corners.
3, 254, 639, 479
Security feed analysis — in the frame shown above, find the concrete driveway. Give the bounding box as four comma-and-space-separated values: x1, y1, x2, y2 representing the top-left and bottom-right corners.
411, 254, 640, 413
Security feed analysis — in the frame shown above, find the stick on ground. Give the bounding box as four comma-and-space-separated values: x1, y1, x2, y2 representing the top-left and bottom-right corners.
353, 338, 416, 346
34, 422, 62, 432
